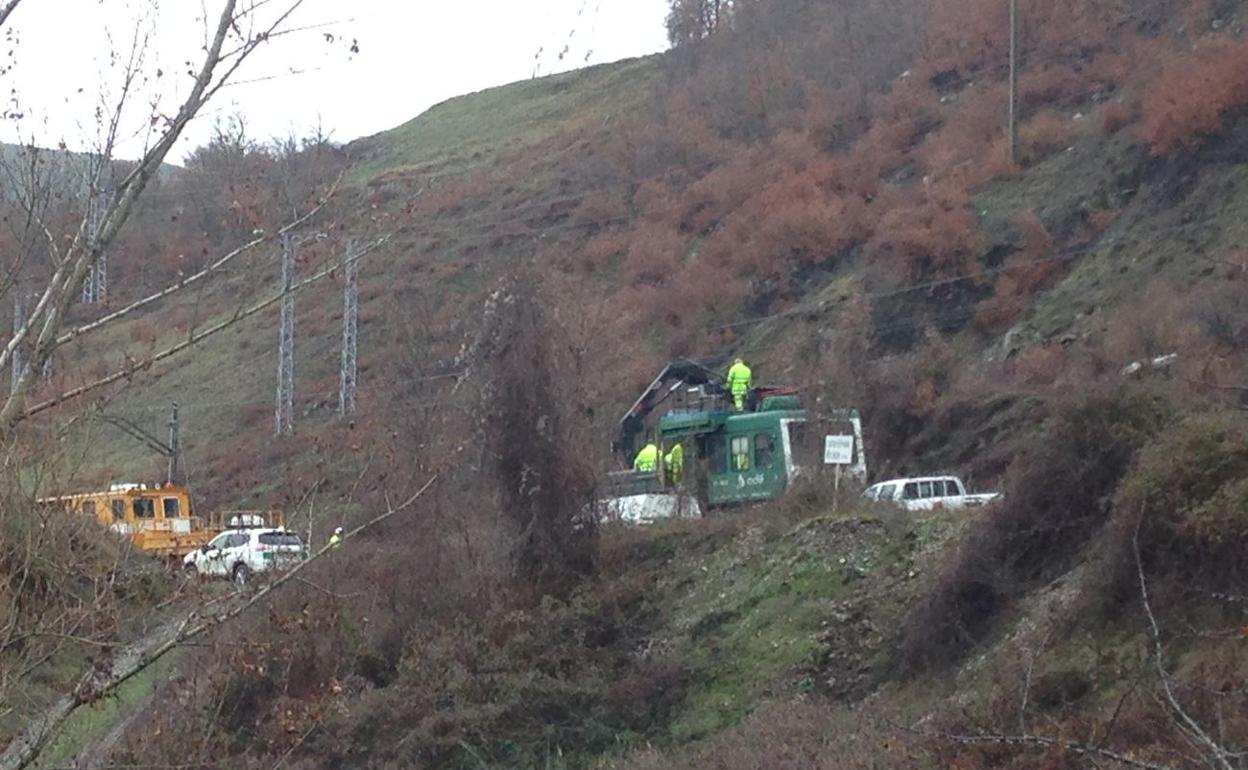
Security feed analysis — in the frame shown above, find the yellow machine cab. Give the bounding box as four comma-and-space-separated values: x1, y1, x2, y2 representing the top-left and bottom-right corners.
38, 483, 286, 561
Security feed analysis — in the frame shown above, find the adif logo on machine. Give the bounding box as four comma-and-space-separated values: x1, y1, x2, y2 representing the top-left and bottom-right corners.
736, 473, 766, 489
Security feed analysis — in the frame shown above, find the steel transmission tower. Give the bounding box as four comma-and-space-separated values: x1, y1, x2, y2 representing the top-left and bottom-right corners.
82, 191, 108, 304
275, 233, 296, 436
338, 240, 359, 418
11, 293, 25, 395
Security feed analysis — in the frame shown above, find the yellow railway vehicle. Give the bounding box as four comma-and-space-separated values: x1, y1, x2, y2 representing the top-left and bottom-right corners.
39, 483, 284, 561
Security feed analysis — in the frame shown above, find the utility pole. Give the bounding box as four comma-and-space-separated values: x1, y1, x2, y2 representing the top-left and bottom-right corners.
1007, 0, 1018, 166
10, 293, 25, 395
167, 402, 182, 486
338, 239, 359, 418
88, 406, 181, 485
275, 233, 296, 437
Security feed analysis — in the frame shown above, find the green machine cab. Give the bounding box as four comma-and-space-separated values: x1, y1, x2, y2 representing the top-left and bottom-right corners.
613, 360, 866, 509
659, 400, 866, 507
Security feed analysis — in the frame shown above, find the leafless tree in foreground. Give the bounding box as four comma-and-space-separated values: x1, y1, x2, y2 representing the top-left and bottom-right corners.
0, 1, 365, 766
0, 0, 330, 439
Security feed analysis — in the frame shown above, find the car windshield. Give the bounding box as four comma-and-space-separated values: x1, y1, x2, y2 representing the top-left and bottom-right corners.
259, 532, 303, 547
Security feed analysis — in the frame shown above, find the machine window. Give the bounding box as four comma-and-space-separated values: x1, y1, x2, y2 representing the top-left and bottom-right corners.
110, 500, 125, 521
259, 532, 303, 547
132, 498, 156, 519
755, 433, 776, 468
81, 501, 96, 517
706, 436, 727, 474
163, 497, 181, 518
731, 436, 751, 471
787, 421, 817, 467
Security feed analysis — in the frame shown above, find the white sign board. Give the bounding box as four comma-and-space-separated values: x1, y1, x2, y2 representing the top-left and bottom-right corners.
823, 435, 855, 465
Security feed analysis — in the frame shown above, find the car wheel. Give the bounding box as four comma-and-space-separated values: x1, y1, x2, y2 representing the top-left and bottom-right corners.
183, 561, 198, 577
232, 563, 250, 587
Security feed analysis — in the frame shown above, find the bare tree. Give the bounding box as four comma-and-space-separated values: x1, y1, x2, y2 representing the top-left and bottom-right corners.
666, 0, 734, 45
0, 2, 357, 765
0, 0, 321, 438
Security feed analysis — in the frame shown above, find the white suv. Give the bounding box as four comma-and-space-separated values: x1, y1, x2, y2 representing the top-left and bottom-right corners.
183, 528, 305, 585
864, 476, 1000, 512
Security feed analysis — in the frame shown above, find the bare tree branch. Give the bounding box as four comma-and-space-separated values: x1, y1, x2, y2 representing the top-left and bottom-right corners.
55, 175, 340, 347
0, 0, 323, 438
0, 0, 23, 30
907, 727, 1180, 770
1132, 512, 1236, 770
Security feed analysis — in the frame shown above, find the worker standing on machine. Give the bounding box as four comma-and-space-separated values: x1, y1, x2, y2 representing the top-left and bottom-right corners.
726, 358, 753, 412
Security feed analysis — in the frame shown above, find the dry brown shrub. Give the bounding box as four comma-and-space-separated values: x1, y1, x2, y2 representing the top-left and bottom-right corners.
866, 183, 984, 281
624, 222, 687, 285
922, 0, 1008, 73
681, 144, 776, 232
1012, 345, 1067, 386
1020, 64, 1091, 111
1018, 110, 1077, 165
1141, 36, 1248, 156
1100, 281, 1198, 365
572, 187, 630, 226
743, 173, 867, 272
1097, 100, 1133, 134
582, 230, 631, 269
660, 261, 748, 330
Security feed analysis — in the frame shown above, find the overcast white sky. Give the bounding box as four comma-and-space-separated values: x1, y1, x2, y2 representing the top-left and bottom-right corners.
1, 0, 670, 161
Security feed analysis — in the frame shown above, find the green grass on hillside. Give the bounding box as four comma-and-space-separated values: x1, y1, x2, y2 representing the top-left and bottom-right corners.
349, 57, 660, 181
647, 514, 923, 742
25, 653, 179, 769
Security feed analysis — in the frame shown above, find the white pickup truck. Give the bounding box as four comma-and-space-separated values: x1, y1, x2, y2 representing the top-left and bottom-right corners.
863, 476, 999, 511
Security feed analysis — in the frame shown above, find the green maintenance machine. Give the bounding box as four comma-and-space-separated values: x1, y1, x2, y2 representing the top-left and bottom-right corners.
613, 359, 866, 509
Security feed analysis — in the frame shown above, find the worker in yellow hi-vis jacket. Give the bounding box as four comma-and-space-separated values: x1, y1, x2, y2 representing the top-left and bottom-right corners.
726, 358, 753, 411
633, 442, 659, 473
665, 443, 685, 484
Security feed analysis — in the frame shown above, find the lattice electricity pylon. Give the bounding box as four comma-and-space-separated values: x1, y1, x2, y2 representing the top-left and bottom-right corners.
10, 293, 26, 395
82, 191, 108, 303
275, 233, 296, 437
94, 248, 108, 302
338, 240, 359, 418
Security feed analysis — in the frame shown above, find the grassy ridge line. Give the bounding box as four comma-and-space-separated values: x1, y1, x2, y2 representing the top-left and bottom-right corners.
347, 56, 661, 182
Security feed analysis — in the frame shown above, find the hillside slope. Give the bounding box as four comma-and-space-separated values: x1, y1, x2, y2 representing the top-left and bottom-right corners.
16, 0, 1248, 766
